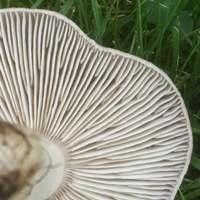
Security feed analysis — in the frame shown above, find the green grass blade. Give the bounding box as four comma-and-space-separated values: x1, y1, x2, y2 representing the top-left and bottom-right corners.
182, 39, 200, 70
31, 0, 44, 8
7, 0, 11, 7
60, 0, 74, 15
182, 177, 200, 192
75, 0, 89, 32
193, 127, 200, 135
149, 0, 182, 52
136, 0, 144, 57
100, 1, 116, 41
172, 26, 180, 70
91, 0, 102, 41
178, 189, 186, 200
183, 189, 200, 199
191, 155, 200, 171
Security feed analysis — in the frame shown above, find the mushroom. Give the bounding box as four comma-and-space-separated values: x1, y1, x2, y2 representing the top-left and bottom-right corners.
0, 8, 192, 200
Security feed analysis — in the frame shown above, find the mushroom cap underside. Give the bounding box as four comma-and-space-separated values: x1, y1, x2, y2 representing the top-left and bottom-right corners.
0, 8, 192, 200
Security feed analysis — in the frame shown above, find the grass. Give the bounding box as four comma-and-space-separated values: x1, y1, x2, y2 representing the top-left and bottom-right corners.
0, 0, 200, 199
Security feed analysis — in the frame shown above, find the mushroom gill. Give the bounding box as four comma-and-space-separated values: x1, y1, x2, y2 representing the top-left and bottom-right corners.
0, 9, 192, 200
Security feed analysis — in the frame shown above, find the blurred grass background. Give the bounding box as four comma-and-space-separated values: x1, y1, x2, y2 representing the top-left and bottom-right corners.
0, 0, 200, 199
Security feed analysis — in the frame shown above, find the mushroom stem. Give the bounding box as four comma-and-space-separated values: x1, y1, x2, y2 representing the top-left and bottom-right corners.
0, 122, 64, 200
25, 139, 65, 200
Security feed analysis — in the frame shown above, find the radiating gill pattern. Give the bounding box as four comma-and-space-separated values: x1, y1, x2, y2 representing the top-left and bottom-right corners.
0, 10, 191, 200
